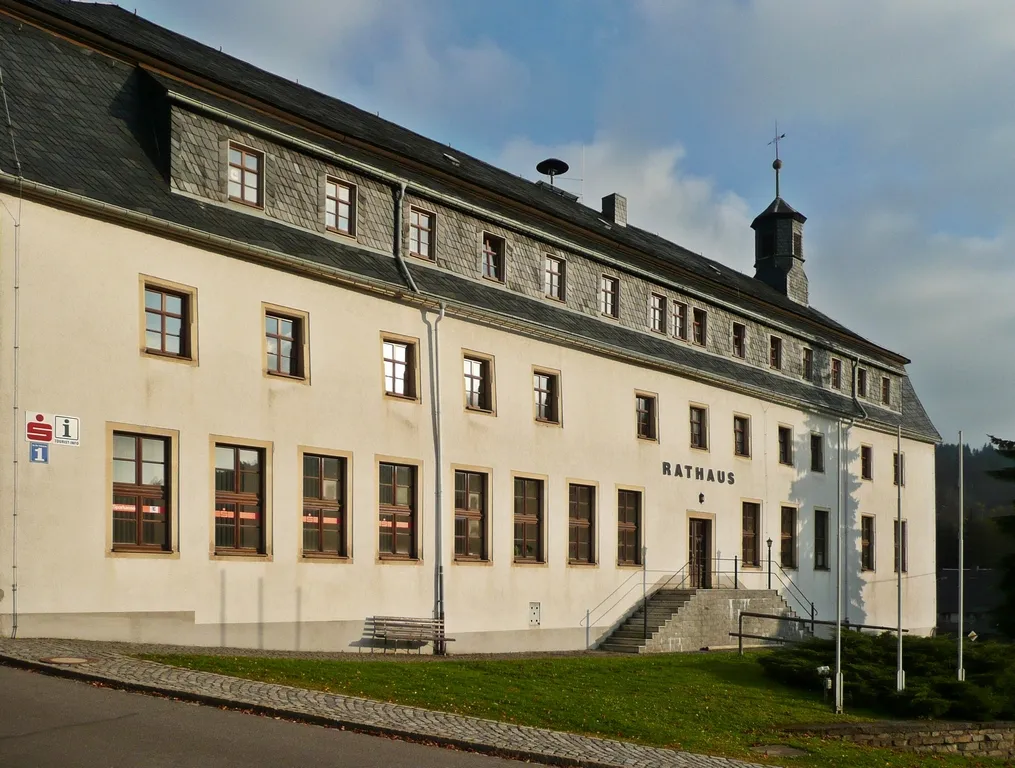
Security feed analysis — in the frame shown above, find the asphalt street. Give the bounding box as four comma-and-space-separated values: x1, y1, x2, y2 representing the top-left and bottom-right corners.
0, 665, 525, 767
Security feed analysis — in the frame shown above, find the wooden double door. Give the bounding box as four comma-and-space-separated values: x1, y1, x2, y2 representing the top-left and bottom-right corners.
688, 517, 712, 589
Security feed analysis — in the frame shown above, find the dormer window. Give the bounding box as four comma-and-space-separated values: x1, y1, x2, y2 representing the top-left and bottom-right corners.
227, 143, 263, 207
325, 178, 355, 236
770, 336, 783, 370
482, 233, 505, 282
857, 368, 868, 398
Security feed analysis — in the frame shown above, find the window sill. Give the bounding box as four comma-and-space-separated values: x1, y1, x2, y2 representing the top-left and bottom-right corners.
534, 417, 561, 427
142, 348, 195, 364
465, 405, 495, 416
740, 564, 762, 570
301, 553, 351, 563
482, 275, 505, 285
384, 392, 419, 403
377, 555, 421, 564
567, 560, 598, 568
453, 557, 492, 566
781, 565, 798, 571
325, 226, 356, 239
512, 558, 547, 567
544, 294, 566, 304
692, 340, 706, 347
600, 313, 619, 321
811, 468, 826, 474
409, 251, 435, 262
636, 434, 658, 443
734, 452, 752, 460
861, 476, 873, 482
650, 327, 666, 335
266, 370, 307, 382
616, 561, 642, 569
861, 568, 876, 573
228, 196, 264, 210
213, 549, 270, 560
110, 546, 174, 555
689, 444, 710, 453
814, 566, 831, 572
779, 461, 794, 468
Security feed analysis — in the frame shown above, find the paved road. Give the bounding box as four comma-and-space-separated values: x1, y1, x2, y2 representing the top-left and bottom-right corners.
0, 665, 523, 768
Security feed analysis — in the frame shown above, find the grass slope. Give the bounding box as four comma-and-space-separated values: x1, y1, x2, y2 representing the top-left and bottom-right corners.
142, 651, 1009, 768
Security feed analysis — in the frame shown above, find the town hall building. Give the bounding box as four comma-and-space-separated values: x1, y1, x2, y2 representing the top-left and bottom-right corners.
0, 0, 939, 653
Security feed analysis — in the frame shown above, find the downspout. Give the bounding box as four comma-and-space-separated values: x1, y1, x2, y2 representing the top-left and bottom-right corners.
429, 303, 446, 653
834, 357, 867, 713
392, 181, 446, 652
392, 182, 419, 293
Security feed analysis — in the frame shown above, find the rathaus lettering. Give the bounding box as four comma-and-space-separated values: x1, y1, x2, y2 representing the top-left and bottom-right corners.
661, 461, 735, 485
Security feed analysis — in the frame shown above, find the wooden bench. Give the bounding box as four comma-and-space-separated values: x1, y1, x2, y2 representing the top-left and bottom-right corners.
365, 616, 454, 653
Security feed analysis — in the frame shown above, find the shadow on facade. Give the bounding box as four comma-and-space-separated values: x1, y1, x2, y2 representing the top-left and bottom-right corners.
786, 411, 866, 629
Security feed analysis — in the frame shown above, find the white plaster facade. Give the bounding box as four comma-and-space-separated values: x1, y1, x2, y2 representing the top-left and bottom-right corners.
0, 198, 937, 652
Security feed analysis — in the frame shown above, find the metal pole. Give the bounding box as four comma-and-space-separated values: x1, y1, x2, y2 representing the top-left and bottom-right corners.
835, 420, 844, 714
738, 611, 744, 656
958, 430, 966, 682
811, 602, 816, 635
896, 423, 905, 691
585, 609, 590, 651
767, 539, 773, 590
734, 555, 739, 590
642, 546, 648, 641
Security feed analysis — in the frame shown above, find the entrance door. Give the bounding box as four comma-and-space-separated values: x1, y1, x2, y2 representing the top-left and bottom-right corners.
688, 518, 712, 589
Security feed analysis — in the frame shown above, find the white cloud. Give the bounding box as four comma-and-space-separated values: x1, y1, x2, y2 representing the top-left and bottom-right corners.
498, 136, 754, 270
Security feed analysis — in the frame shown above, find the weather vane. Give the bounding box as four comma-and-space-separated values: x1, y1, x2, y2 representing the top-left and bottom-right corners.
768, 121, 786, 197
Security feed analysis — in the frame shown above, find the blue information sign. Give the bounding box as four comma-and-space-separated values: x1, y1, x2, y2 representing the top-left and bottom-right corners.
29, 442, 49, 464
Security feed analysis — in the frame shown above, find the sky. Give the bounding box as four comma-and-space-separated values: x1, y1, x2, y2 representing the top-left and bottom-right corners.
123, 0, 1015, 445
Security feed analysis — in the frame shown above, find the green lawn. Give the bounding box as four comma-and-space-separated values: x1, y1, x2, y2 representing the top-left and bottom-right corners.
140, 651, 1007, 768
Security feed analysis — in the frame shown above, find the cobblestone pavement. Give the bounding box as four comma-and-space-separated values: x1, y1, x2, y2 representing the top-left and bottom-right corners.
0, 638, 778, 768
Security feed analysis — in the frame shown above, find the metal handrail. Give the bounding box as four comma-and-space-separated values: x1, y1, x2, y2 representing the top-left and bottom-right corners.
579, 564, 689, 628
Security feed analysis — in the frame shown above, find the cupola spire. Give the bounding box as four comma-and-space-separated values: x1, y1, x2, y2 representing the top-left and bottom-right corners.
768, 122, 786, 198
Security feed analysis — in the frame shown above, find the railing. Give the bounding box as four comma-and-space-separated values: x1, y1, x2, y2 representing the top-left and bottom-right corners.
732, 611, 908, 655
713, 554, 816, 630
579, 562, 689, 649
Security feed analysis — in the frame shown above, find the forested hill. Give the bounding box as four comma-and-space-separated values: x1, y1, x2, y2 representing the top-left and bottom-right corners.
936, 441, 1014, 569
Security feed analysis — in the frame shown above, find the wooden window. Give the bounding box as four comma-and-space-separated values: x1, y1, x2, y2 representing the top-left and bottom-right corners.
617, 490, 642, 565
893, 452, 905, 487
463, 356, 492, 412
894, 519, 908, 573
600, 275, 619, 318
734, 415, 751, 457
770, 336, 783, 369
857, 367, 868, 398
227, 143, 262, 206
513, 477, 543, 562
815, 509, 829, 570
302, 454, 346, 557
214, 444, 265, 553
325, 178, 355, 235
544, 255, 565, 300
803, 348, 814, 381
881, 377, 891, 405
780, 506, 797, 569
732, 323, 746, 358
674, 303, 688, 340
144, 286, 189, 358
692, 308, 707, 345
861, 515, 875, 571
454, 470, 487, 560
793, 232, 803, 256
636, 394, 656, 440
533, 370, 559, 423
383, 338, 416, 399
831, 358, 842, 389
568, 483, 595, 564
409, 207, 434, 259
742, 502, 760, 566
810, 433, 825, 473
650, 294, 666, 333
690, 406, 708, 450
112, 432, 170, 550
861, 445, 873, 480
778, 426, 793, 466
378, 462, 416, 558
265, 311, 304, 378
482, 233, 505, 282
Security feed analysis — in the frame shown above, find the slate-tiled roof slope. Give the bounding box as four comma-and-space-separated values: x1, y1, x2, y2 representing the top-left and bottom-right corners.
13, 0, 904, 364
0, 6, 940, 442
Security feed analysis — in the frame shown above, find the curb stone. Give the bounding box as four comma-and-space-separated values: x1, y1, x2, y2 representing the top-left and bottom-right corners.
0, 638, 776, 768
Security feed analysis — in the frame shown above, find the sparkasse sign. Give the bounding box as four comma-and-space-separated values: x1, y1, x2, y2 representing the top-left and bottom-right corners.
25, 411, 80, 446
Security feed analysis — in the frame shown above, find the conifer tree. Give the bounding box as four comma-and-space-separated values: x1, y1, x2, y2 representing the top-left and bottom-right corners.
986, 435, 1015, 638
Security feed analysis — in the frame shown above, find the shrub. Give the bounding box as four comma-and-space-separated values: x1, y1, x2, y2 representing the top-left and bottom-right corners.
758, 634, 1015, 721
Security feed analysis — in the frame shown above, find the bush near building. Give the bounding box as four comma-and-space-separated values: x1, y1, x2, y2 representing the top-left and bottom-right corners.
759, 633, 1015, 720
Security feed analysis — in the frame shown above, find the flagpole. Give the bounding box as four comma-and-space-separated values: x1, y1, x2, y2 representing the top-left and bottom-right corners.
958, 430, 966, 682
896, 424, 905, 690
834, 420, 844, 713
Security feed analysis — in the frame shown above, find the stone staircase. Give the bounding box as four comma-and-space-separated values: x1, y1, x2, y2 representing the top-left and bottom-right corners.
598, 588, 808, 654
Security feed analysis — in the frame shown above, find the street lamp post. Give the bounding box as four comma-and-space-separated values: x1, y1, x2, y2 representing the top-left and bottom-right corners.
767, 537, 773, 590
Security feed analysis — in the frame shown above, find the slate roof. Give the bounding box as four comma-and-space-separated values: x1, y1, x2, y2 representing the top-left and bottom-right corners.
752, 196, 806, 226
0, 2, 941, 442
12, 0, 905, 363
